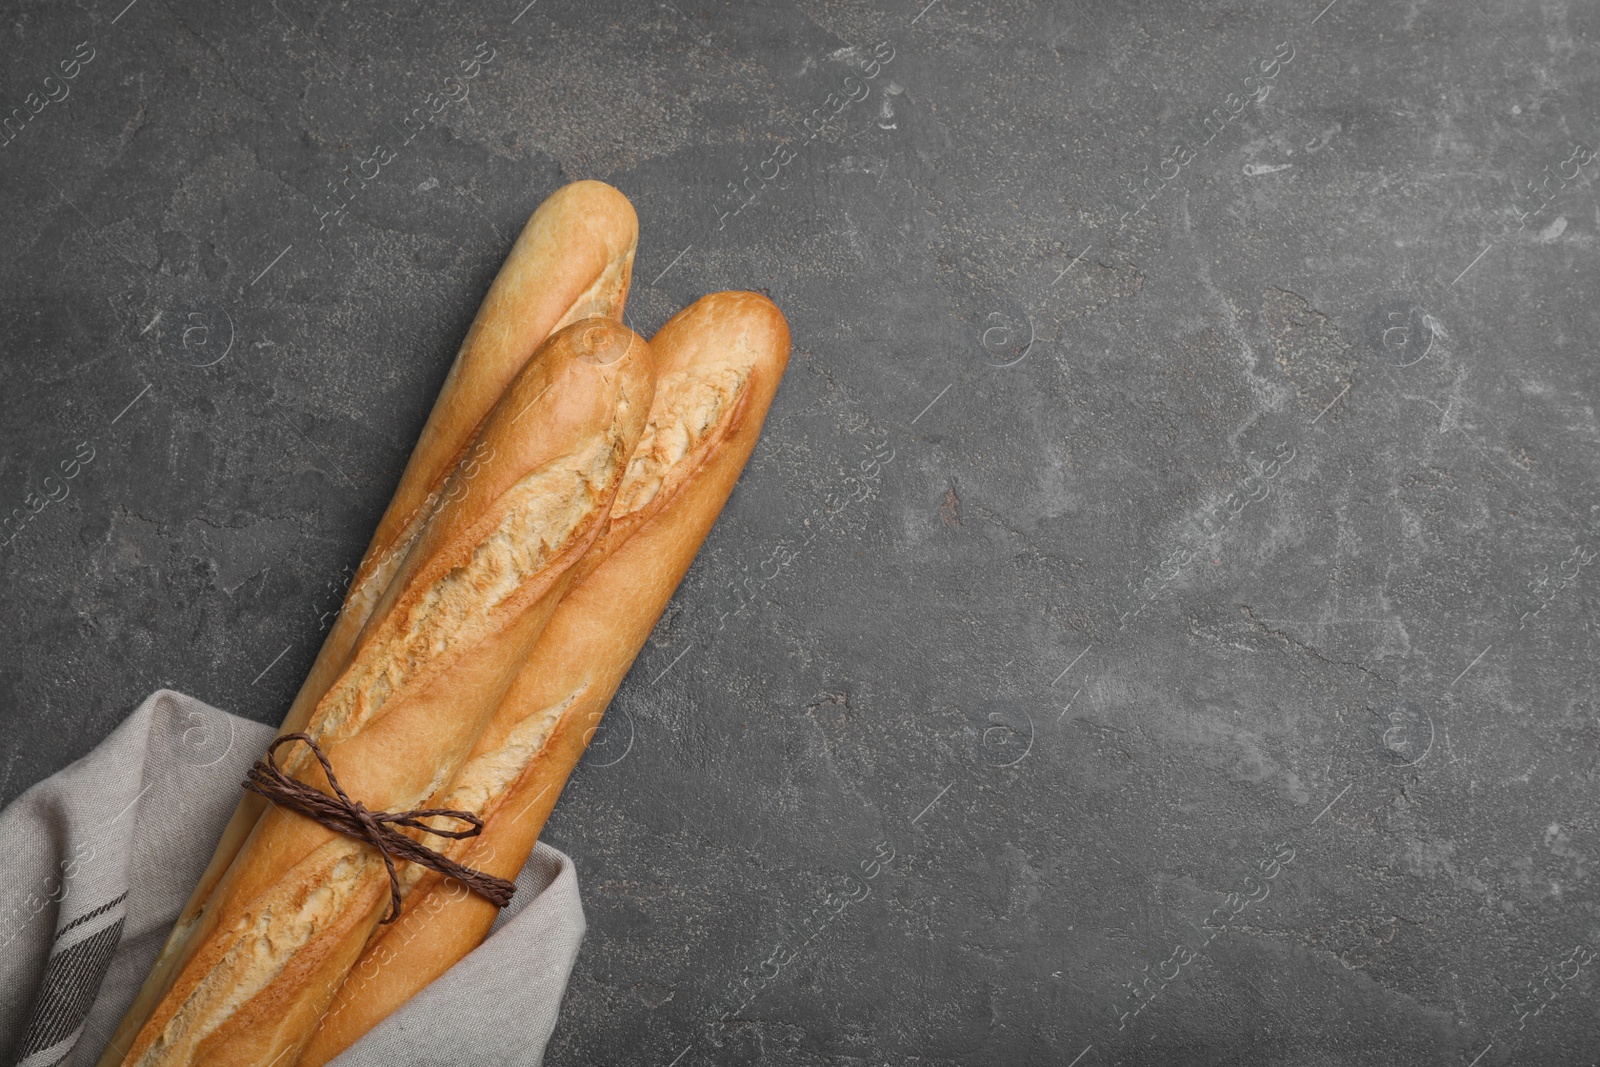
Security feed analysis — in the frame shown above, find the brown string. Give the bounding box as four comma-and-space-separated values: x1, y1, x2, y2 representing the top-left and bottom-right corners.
242, 733, 516, 924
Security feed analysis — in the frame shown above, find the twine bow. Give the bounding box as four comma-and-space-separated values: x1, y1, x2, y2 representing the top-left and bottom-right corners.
242, 733, 515, 924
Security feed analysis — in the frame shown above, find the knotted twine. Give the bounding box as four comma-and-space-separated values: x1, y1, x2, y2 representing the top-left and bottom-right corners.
242, 733, 516, 924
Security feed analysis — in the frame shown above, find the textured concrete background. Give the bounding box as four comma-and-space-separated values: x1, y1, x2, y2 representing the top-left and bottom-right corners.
2, 0, 1598, 1063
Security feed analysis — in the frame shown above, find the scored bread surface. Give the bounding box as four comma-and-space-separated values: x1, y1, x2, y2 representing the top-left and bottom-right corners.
309, 440, 620, 753
299, 292, 790, 1065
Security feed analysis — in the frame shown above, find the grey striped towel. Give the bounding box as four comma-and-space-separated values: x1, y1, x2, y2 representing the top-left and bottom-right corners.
0, 690, 586, 1066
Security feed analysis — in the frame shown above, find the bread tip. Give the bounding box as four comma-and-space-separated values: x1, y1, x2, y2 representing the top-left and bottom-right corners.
550, 179, 638, 225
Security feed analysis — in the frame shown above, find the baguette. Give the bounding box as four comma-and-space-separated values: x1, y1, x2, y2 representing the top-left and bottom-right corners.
300, 292, 791, 1064
98, 181, 637, 1067
110, 319, 656, 1067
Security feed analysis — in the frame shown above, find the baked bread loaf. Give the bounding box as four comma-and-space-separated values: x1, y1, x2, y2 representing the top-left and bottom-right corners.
98, 181, 637, 1067
299, 292, 790, 1064
108, 319, 655, 1067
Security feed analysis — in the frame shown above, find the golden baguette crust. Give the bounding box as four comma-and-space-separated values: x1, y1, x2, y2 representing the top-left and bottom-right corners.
111, 320, 656, 1067
300, 292, 790, 1065
97, 182, 637, 1067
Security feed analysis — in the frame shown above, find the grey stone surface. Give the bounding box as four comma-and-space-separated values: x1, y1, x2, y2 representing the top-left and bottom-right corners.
2, 0, 1598, 1063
